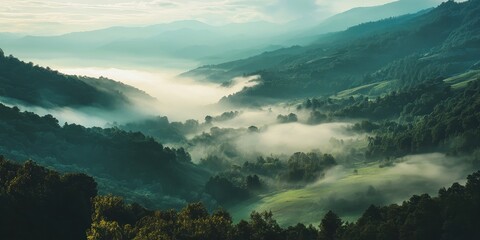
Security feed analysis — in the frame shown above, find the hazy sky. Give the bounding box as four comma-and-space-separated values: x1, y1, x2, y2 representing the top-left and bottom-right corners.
1, 0, 398, 35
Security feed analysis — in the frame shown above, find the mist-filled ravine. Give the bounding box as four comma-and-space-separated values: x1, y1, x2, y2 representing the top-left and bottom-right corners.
1, 0, 480, 239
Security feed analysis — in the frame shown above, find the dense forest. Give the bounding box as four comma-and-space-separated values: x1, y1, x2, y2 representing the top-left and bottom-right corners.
293, 79, 480, 161
1, 156, 479, 240
1, 0, 480, 239
0, 102, 209, 208
203, 152, 337, 204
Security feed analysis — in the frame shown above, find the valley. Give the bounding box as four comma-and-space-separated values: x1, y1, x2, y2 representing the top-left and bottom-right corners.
0, 0, 479, 239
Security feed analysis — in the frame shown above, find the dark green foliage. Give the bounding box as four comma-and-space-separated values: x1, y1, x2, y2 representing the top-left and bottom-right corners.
247, 211, 284, 240
89, 170, 480, 239
294, 79, 479, 159
337, 170, 480, 240
204, 152, 336, 204
367, 80, 480, 158
277, 113, 298, 123
0, 103, 209, 207
187, 126, 246, 162
205, 115, 213, 124
87, 195, 152, 240
204, 171, 265, 205
242, 153, 337, 184
205, 175, 249, 204
119, 116, 189, 143
0, 156, 97, 240
319, 211, 343, 240
0, 53, 127, 108
242, 156, 284, 176
88, 199, 235, 240
297, 82, 452, 123
336, 83, 453, 121
212, 111, 241, 122
286, 152, 337, 182
191, 0, 480, 106
308, 110, 329, 124
2, 157, 480, 239
246, 175, 263, 191
199, 155, 232, 172
284, 224, 318, 240
351, 121, 380, 133
118, 117, 199, 146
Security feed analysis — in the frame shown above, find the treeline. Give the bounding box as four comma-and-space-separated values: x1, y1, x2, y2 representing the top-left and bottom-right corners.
335, 82, 452, 121
118, 111, 241, 144
1, 156, 479, 240
119, 116, 194, 144
336, 171, 480, 240
295, 80, 480, 160
213, 0, 480, 105
297, 81, 453, 123
0, 103, 209, 208
367, 80, 480, 158
202, 152, 337, 204
0, 156, 96, 240
0, 51, 126, 108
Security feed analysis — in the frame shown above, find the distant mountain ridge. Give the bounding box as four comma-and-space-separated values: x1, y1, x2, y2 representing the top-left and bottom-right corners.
0, 1, 444, 67
0, 20, 289, 66
185, 0, 480, 106
310, 0, 443, 34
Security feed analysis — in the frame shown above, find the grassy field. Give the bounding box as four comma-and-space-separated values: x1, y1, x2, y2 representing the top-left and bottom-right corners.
334, 80, 396, 99
228, 154, 466, 227
444, 70, 480, 89
229, 163, 387, 226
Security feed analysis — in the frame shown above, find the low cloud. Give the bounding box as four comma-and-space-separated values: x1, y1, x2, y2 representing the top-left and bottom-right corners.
241, 153, 473, 226
236, 122, 361, 156
59, 67, 260, 122
312, 153, 470, 218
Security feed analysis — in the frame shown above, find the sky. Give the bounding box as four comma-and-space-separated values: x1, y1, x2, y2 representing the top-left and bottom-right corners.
0, 0, 398, 35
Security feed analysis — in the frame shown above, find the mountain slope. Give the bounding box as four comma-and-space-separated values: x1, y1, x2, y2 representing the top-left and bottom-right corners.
311, 0, 443, 34
186, 0, 480, 106
0, 102, 209, 208
0, 51, 154, 109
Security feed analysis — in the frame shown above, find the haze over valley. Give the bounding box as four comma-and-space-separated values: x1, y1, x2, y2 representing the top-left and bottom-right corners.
0, 0, 480, 239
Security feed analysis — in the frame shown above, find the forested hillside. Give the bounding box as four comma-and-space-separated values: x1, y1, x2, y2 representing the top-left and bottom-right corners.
1, 0, 480, 238
1, 157, 479, 240
293, 79, 480, 160
0, 103, 208, 208
0, 50, 153, 109
186, 0, 480, 106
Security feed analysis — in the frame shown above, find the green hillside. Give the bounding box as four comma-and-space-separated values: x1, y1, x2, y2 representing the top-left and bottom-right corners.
186, 0, 480, 106
0, 51, 153, 109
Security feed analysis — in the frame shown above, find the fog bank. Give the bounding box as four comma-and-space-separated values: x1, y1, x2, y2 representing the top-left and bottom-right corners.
231, 153, 472, 226
59, 67, 260, 121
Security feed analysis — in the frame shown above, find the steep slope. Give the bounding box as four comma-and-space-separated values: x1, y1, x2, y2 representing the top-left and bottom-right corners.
0, 103, 209, 208
0, 51, 154, 109
186, 0, 480, 106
